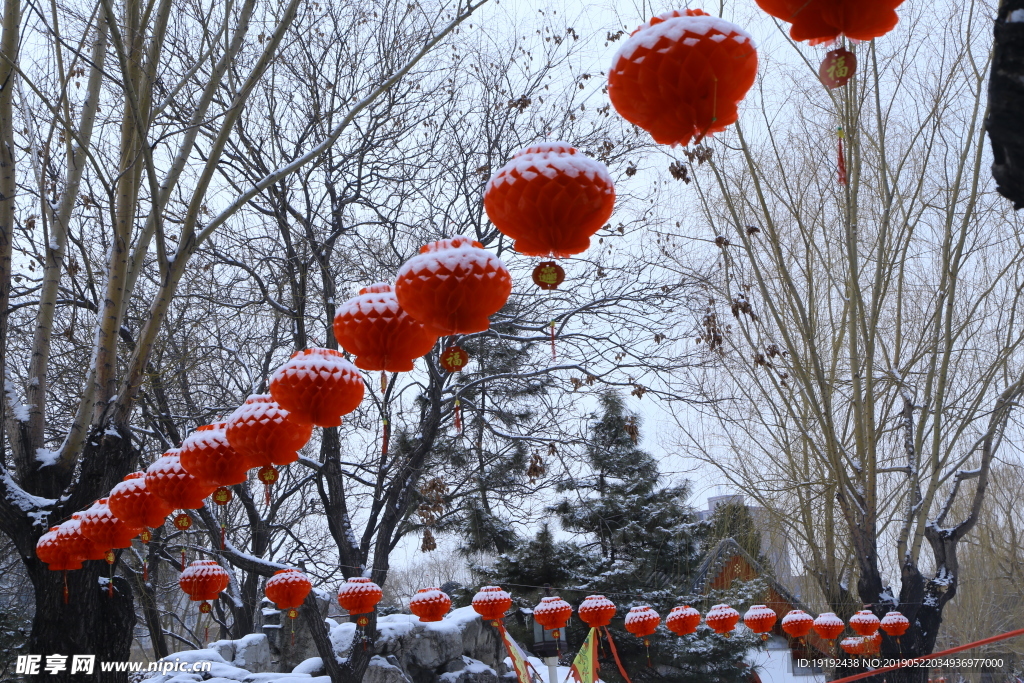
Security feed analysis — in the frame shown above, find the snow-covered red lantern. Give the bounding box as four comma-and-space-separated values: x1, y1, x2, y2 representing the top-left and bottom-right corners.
265, 568, 312, 618
78, 498, 140, 549
472, 585, 512, 622
225, 394, 313, 469
334, 284, 438, 372
754, 0, 904, 45
578, 595, 617, 628
781, 609, 814, 639
337, 577, 383, 621
813, 612, 845, 640
880, 611, 910, 638
705, 604, 741, 636
666, 605, 701, 636
850, 610, 880, 636
840, 636, 862, 656
63, 517, 108, 562
608, 10, 758, 147
533, 596, 573, 633
108, 472, 173, 529
269, 348, 364, 428
410, 587, 452, 623
146, 450, 216, 510
180, 559, 230, 612
744, 605, 778, 640
36, 526, 87, 571
484, 142, 615, 258
862, 633, 882, 655
624, 605, 660, 639
179, 423, 249, 487
395, 236, 512, 336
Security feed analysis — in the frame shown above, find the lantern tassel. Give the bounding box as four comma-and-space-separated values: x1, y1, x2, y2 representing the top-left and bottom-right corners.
837, 127, 847, 185
454, 399, 462, 435
549, 321, 556, 360
181, 549, 186, 572
221, 523, 226, 550
644, 637, 652, 668
108, 564, 114, 598
264, 482, 272, 506
382, 418, 389, 458
63, 570, 69, 605
381, 372, 387, 394
205, 626, 209, 643
143, 561, 149, 582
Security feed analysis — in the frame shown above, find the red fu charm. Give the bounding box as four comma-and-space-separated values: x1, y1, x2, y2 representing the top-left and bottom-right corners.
440, 347, 469, 373
532, 262, 565, 290
173, 513, 192, 531
819, 48, 856, 89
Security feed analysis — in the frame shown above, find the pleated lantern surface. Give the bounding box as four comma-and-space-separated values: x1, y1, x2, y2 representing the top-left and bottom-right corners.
608, 10, 758, 147
880, 611, 909, 637
781, 609, 814, 638
409, 588, 452, 622
334, 284, 438, 372
666, 605, 701, 635
108, 472, 173, 529
813, 612, 845, 640
849, 609, 880, 636
744, 604, 777, 639
484, 142, 615, 258
225, 395, 313, 468
180, 559, 230, 602
624, 606, 660, 638
471, 586, 512, 621
395, 236, 512, 336
754, 0, 904, 45
78, 498, 140, 549
578, 595, 617, 628
265, 568, 312, 611
533, 596, 573, 631
36, 526, 83, 571
337, 577, 383, 615
705, 603, 741, 635
269, 349, 365, 428
179, 423, 249, 487
146, 450, 217, 509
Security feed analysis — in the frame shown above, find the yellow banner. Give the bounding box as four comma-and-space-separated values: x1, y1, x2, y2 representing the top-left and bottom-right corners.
569, 627, 597, 683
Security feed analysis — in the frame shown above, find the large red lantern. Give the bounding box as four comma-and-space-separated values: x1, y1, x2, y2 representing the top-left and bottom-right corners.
880, 611, 910, 637
179, 423, 250, 487
36, 525, 93, 571
269, 348, 365, 428
666, 605, 701, 636
744, 604, 778, 640
472, 585, 512, 622
265, 568, 312, 617
754, 0, 904, 45
337, 577, 383, 617
781, 609, 814, 639
533, 596, 573, 632
410, 587, 452, 623
63, 517, 108, 561
78, 498, 140, 549
108, 472, 173, 529
484, 142, 615, 258
624, 605, 660, 639
849, 609, 880, 636
578, 595, 617, 628
705, 603, 741, 636
608, 10, 758, 147
146, 450, 217, 510
334, 284, 438, 372
813, 612, 845, 640
862, 633, 882, 655
395, 236, 512, 336
180, 559, 230, 610
840, 636, 862, 656
225, 395, 313, 468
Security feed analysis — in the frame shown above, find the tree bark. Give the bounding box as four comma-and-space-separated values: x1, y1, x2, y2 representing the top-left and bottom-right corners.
987, 0, 1024, 209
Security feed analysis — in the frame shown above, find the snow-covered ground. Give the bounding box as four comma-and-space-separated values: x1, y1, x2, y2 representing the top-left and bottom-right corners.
747, 639, 825, 683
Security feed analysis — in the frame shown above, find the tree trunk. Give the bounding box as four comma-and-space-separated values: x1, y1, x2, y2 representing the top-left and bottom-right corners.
987, 0, 1024, 209
26, 560, 135, 683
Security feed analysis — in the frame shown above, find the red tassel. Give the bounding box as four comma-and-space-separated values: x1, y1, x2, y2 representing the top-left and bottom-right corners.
381, 372, 387, 394
837, 127, 847, 185
382, 418, 389, 457
549, 321, 556, 360
181, 549, 186, 571
603, 626, 633, 683
63, 571, 69, 605
220, 524, 226, 550
143, 561, 148, 582
264, 483, 272, 506
454, 399, 462, 434
205, 626, 209, 643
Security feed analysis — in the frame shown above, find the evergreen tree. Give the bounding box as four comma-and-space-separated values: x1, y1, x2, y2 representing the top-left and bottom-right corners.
703, 501, 772, 573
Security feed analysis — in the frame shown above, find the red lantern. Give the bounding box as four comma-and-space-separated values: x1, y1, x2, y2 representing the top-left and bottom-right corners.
813, 612, 845, 640
334, 284, 438, 372
624, 605, 660, 639
880, 611, 910, 637
269, 348, 365, 428
179, 423, 249, 487
781, 609, 814, 639
179, 559, 230, 611
744, 604, 777, 640
108, 472, 173, 529
578, 595, 617, 628
63, 517, 108, 561
840, 636, 862, 656
36, 525, 91, 571
608, 10, 758, 147
705, 604, 741, 636
265, 568, 312, 613
850, 610, 880, 636
472, 585, 512, 622
533, 596, 573, 631
78, 498, 140, 549
666, 605, 701, 636
226, 394, 313, 469
337, 577, 383, 616
819, 48, 857, 88
395, 236, 512, 336
532, 262, 566, 290
753, 0, 904, 45
862, 633, 882, 655
410, 587, 452, 623
439, 346, 469, 373
146, 450, 216, 510
484, 142, 615, 258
